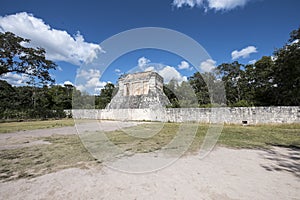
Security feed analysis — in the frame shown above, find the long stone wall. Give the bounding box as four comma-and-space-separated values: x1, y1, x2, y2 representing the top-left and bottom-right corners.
71, 106, 300, 124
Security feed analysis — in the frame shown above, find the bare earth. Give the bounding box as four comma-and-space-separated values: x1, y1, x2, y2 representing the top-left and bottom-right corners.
0, 121, 299, 200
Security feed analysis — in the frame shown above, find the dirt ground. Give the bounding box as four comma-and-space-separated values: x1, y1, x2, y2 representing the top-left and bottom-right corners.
0, 121, 299, 200
0, 121, 141, 150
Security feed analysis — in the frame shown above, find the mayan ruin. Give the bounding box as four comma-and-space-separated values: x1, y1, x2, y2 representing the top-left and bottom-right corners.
107, 71, 170, 109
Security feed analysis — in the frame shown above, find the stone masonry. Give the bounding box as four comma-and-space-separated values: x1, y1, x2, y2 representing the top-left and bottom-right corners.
71, 106, 300, 124
71, 72, 300, 124
107, 71, 170, 109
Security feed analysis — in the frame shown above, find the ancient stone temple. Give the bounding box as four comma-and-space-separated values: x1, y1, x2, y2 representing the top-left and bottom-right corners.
107, 71, 170, 109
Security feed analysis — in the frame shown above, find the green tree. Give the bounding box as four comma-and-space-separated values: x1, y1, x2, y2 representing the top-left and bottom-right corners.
216, 61, 246, 106
188, 72, 210, 106
242, 64, 256, 105
247, 56, 275, 105
176, 81, 198, 107
15, 86, 34, 110
163, 78, 180, 108
0, 32, 57, 85
272, 27, 300, 105
95, 83, 116, 109
0, 80, 17, 118
48, 85, 72, 110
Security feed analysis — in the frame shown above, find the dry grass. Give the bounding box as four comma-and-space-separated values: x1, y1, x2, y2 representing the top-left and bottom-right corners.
81, 122, 300, 157
218, 123, 300, 149
0, 119, 74, 133
0, 135, 95, 182
0, 121, 299, 182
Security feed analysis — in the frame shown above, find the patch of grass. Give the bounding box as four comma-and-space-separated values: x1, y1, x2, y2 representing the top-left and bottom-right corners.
81, 123, 208, 157
218, 123, 300, 149
0, 119, 75, 133
1, 122, 299, 182
79, 123, 182, 160
0, 135, 95, 181
87, 123, 300, 156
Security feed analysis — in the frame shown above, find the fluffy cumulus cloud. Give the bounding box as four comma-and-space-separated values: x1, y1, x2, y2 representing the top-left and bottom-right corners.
173, 0, 204, 8
0, 12, 103, 65
138, 57, 151, 68
132, 57, 189, 83
178, 61, 190, 70
76, 69, 106, 94
231, 46, 257, 60
173, 0, 250, 11
63, 81, 74, 86
199, 59, 216, 72
158, 66, 188, 83
208, 0, 249, 11
0, 73, 30, 86
144, 66, 155, 72
76, 69, 101, 79
135, 57, 187, 83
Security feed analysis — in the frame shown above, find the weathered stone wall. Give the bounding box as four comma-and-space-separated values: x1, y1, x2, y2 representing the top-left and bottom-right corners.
71, 106, 300, 124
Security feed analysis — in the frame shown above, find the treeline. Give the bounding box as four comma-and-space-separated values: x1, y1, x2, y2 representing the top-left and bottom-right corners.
0, 28, 299, 120
164, 27, 300, 107
0, 79, 110, 120
0, 81, 74, 120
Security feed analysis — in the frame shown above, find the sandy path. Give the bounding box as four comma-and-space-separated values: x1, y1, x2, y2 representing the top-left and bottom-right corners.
0, 146, 299, 200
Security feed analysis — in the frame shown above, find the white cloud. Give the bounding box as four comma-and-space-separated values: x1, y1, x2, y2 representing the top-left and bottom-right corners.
138, 57, 151, 68
178, 61, 190, 70
145, 66, 155, 72
76, 69, 101, 79
291, 39, 299, 45
231, 46, 257, 60
0, 12, 103, 65
248, 59, 257, 64
86, 77, 106, 89
208, 0, 249, 11
0, 72, 30, 86
199, 59, 216, 72
76, 69, 106, 94
115, 69, 121, 73
114, 68, 122, 76
63, 81, 73, 86
172, 0, 250, 11
134, 57, 187, 83
271, 56, 277, 61
173, 0, 204, 8
157, 66, 187, 83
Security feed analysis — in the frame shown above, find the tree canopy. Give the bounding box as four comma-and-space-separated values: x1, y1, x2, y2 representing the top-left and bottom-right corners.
272, 28, 300, 105
95, 83, 116, 109
0, 32, 57, 85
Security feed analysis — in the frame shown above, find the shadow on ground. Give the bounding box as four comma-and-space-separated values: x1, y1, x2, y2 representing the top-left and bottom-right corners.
260, 145, 300, 178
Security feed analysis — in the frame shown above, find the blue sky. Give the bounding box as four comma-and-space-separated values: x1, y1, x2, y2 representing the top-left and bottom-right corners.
0, 0, 299, 94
